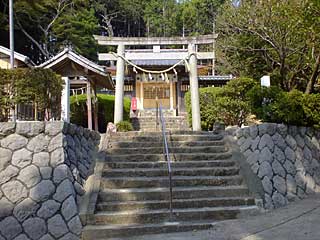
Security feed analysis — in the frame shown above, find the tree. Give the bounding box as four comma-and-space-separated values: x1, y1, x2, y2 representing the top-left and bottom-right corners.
143, 0, 179, 37
216, 0, 320, 92
180, 0, 225, 36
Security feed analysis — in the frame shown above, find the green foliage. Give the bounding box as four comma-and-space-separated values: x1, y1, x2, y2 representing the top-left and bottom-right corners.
185, 77, 257, 129
116, 121, 133, 132
249, 87, 320, 128
216, 0, 320, 92
70, 94, 131, 132
247, 86, 283, 122
0, 68, 62, 121
53, 7, 99, 60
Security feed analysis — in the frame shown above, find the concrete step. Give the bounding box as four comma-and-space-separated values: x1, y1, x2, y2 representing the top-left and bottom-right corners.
102, 167, 240, 178
93, 205, 259, 225
101, 175, 243, 188
98, 185, 250, 202
82, 220, 215, 239
108, 140, 225, 148
110, 131, 217, 137
96, 196, 255, 212
105, 152, 232, 162
106, 146, 228, 154
104, 160, 237, 169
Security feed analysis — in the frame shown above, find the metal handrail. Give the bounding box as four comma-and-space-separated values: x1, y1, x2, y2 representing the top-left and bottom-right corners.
156, 101, 173, 219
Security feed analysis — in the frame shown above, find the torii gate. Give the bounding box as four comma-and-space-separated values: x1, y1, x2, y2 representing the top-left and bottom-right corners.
94, 35, 218, 131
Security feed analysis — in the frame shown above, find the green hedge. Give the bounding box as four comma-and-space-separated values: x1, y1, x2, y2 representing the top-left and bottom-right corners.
185, 77, 257, 130
70, 94, 130, 132
248, 87, 320, 128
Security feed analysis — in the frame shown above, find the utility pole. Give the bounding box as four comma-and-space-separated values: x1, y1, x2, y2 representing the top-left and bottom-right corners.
9, 0, 14, 69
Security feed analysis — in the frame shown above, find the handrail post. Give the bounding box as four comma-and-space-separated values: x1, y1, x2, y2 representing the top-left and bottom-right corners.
158, 103, 174, 220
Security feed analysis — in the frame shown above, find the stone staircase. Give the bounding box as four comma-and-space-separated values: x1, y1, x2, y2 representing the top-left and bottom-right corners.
131, 110, 190, 131
82, 131, 259, 239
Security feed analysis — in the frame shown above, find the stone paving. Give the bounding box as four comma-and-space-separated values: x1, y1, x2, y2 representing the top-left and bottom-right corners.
109, 194, 320, 240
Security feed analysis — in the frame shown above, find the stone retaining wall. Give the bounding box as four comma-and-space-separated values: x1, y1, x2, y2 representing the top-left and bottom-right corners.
0, 122, 100, 240
236, 123, 320, 209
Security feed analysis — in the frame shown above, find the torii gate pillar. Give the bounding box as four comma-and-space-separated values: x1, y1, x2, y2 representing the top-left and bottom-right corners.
188, 44, 201, 131
114, 44, 125, 124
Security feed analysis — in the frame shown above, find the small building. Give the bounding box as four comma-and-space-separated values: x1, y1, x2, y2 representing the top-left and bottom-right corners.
39, 48, 114, 130
0, 45, 34, 69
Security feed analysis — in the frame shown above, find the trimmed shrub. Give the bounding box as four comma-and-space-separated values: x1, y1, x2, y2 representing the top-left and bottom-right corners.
303, 94, 320, 129
185, 77, 257, 129
70, 94, 130, 132
116, 120, 133, 132
247, 85, 284, 122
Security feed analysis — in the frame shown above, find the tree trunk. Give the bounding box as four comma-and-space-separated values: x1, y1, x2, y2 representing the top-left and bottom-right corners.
305, 55, 320, 94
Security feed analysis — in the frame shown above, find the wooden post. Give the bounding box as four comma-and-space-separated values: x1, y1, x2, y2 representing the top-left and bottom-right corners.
170, 80, 174, 111
61, 77, 70, 122
87, 81, 93, 130
140, 81, 144, 110
93, 84, 99, 131
177, 80, 182, 116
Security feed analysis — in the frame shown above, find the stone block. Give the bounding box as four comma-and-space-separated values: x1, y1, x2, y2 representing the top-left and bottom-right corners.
258, 134, 274, 151
285, 147, 296, 162
27, 134, 50, 153
17, 165, 41, 188
47, 215, 69, 238
274, 146, 285, 163
13, 198, 40, 222
261, 176, 273, 195
13, 234, 31, 240
50, 148, 65, 167
53, 164, 73, 184
16, 122, 44, 137
2, 180, 28, 203
272, 133, 286, 150
295, 134, 305, 148
0, 122, 16, 136
0, 165, 19, 185
30, 180, 55, 202
37, 200, 60, 220
264, 193, 274, 209
61, 196, 78, 221
45, 122, 66, 136
273, 175, 286, 195
48, 133, 64, 152
284, 160, 296, 176
40, 167, 52, 180
272, 160, 286, 178
251, 136, 260, 151
272, 191, 288, 208
12, 148, 33, 168
0, 198, 14, 219
1, 134, 28, 151
0, 216, 22, 240
259, 147, 273, 163
68, 216, 82, 236
258, 161, 273, 179
249, 125, 258, 138
23, 217, 47, 240
33, 152, 50, 167
277, 124, 287, 136
285, 135, 297, 150
53, 179, 75, 203
0, 148, 12, 171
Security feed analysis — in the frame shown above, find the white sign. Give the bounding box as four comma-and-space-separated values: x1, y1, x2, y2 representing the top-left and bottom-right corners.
261, 76, 270, 87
